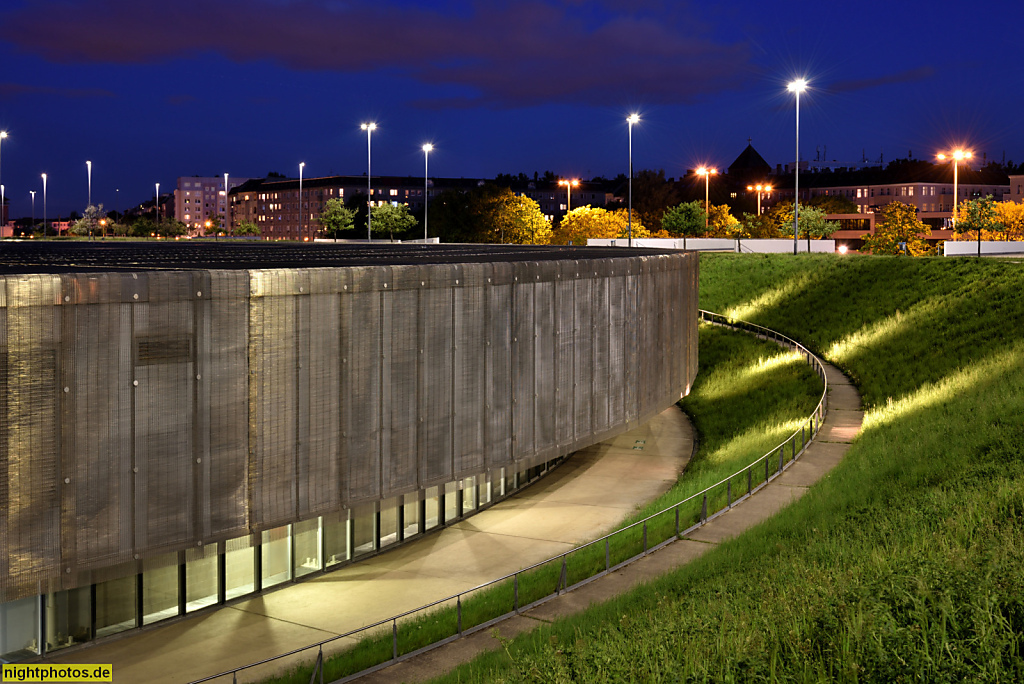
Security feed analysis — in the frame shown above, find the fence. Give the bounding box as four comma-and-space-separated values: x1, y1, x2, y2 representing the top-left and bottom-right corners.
190, 310, 828, 684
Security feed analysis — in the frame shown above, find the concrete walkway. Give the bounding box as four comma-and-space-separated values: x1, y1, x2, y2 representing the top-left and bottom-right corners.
361, 363, 863, 684
45, 407, 693, 684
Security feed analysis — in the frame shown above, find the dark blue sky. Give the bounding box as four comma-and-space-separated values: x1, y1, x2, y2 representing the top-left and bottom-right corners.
0, 0, 1020, 218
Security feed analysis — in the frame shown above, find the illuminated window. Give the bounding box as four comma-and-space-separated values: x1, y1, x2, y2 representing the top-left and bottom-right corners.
389, 189, 398, 196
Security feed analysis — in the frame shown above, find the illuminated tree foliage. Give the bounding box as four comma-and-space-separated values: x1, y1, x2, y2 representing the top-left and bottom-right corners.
661, 201, 705, 238
370, 203, 417, 241
551, 206, 649, 245
861, 201, 932, 255
318, 197, 354, 238
702, 204, 741, 238
951, 196, 1001, 242
994, 201, 1024, 240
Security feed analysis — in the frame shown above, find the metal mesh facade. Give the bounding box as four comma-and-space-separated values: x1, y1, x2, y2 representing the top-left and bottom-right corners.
0, 251, 697, 603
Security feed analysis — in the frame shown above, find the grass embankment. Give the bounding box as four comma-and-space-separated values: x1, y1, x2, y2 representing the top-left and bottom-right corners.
255, 311, 822, 683
435, 254, 1024, 683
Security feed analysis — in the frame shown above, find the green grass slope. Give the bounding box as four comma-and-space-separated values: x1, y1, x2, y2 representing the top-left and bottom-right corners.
434, 254, 1024, 683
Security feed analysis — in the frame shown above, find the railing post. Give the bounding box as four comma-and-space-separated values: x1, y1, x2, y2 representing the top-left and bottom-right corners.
457, 595, 462, 634
700, 494, 707, 523
642, 522, 648, 554
675, 506, 680, 536
392, 619, 398, 660
558, 557, 567, 594
513, 574, 519, 613
778, 447, 784, 473
747, 467, 752, 494
727, 480, 732, 508
605, 539, 610, 571
765, 455, 770, 482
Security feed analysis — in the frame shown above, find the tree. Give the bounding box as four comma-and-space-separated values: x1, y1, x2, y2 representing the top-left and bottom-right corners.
994, 201, 1024, 241
370, 203, 417, 241
661, 201, 705, 238
704, 204, 741, 238
740, 212, 782, 238
551, 206, 649, 245
235, 221, 261, 237
861, 201, 932, 255
489, 192, 552, 244
775, 202, 841, 246
806, 194, 858, 214
71, 204, 106, 236
318, 198, 355, 239
632, 169, 680, 232
952, 195, 1001, 241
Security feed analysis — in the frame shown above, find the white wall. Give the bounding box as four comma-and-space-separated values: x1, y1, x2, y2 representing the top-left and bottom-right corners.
943, 241, 1024, 256
588, 237, 836, 253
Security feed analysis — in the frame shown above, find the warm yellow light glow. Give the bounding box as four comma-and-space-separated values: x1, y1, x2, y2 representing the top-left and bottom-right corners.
938, 149, 972, 162
0, 131, 7, 140
422, 143, 433, 153
697, 167, 717, 177
787, 78, 808, 93
558, 179, 580, 187
627, 113, 640, 125
361, 122, 377, 131
838, 245, 848, 254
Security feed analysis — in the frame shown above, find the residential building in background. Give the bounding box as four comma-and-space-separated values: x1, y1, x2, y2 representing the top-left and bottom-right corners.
176, 176, 253, 234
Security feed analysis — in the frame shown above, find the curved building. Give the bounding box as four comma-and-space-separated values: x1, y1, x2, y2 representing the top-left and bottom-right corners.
0, 242, 697, 660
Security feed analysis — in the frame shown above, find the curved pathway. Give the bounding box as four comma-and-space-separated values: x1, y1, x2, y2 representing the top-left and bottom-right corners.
46, 407, 693, 684
360, 362, 864, 683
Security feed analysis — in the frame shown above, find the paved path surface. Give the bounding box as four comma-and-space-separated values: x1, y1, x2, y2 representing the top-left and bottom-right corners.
46, 407, 693, 684
361, 363, 863, 684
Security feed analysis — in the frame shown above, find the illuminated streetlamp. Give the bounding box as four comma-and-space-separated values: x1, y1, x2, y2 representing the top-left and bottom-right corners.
746, 183, 772, 215
99, 217, 107, 238
558, 178, 579, 214
30, 190, 35, 231
788, 78, 808, 254
298, 161, 305, 241
627, 113, 640, 246
361, 122, 377, 240
155, 182, 160, 225
0, 131, 8, 197
86, 160, 92, 207
222, 173, 228, 239
937, 148, 974, 254
41, 173, 47, 235
422, 143, 433, 242
696, 167, 717, 230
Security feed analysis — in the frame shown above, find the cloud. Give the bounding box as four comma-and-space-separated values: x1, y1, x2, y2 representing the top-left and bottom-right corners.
0, 82, 115, 99
829, 66, 935, 94
0, 0, 752, 108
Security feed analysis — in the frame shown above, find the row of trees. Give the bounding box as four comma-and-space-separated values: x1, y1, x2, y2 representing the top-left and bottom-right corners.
949, 197, 1024, 242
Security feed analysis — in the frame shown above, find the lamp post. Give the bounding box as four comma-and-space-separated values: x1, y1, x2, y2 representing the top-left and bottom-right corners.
557, 178, 579, 213
86, 160, 92, 207
422, 143, 432, 242
361, 122, 376, 241
627, 113, 639, 247
155, 182, 160, 225
747, 183, 772, 215
30, 190, 35, 232
222, 173, 228, 239
298, 162, 305, 241
787, 79, 807, 254
41, 173, 47, 235
696, 167, 717, 231
1, 185, 5, 228
0, 131, 7, 197
937, 148, 973, 254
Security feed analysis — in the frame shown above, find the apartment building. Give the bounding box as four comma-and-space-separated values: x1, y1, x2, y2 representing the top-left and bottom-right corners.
175, 176, 253, 234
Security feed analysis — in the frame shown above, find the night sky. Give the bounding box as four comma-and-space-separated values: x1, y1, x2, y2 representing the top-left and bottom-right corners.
0, 0, 1020, 218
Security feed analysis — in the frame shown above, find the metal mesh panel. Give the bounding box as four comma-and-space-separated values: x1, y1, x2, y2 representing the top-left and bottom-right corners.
417, 273, 453, 485
485, 268, 513, 468
0, 251, 698, 604
453, 266, 486, 478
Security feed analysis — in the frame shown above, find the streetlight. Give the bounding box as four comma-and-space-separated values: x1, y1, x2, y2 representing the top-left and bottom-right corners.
557, 178, 580, 216
298, 162, 305, 241
422, 143, 433, 242
787, 78, 808, 254
30, 190, 35, 232
746, 183, 772, 215
937, 148, 974, 253
99, 218, 107, 238
155, 182, 160, 225
41, 173, 47, 235
1, 185, 5, 228
626, 114, 640, 246
361, 122, 376, 241
0, 131, 8, 197
86, 160, 92, 207
696, 167, 717, 230
222, 173, 228, 238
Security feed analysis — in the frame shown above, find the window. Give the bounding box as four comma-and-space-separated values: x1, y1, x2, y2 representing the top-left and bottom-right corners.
389, 189, 398, 196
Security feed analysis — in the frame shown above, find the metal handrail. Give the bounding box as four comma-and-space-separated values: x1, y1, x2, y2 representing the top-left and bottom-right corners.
190, 310, 829, 683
